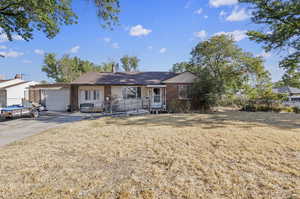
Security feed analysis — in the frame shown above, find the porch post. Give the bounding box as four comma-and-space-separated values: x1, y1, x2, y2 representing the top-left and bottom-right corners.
70, 85, 79, 112
164, 87, 167, 107
149, 88, 152, 111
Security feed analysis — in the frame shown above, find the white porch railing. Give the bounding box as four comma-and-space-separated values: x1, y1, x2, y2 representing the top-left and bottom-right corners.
107, 97, 150, 112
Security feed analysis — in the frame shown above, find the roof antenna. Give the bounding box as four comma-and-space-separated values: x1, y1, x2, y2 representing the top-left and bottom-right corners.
15, 73, 28, 80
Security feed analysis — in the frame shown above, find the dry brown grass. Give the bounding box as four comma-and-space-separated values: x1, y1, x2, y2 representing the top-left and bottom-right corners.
0, 111, 300, 199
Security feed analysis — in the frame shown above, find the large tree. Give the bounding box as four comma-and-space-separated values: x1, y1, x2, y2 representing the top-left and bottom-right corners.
42, 53, 111, 82
239, 0, 300, 87
120, 55, 140, 72
190, 35, 268, 94
101, 60, 119, 72
173, 35, 271, 109
170, 62, 192, 73
0, 0, 120, 41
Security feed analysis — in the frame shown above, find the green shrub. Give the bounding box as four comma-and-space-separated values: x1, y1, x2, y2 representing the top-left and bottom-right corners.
219, 96, 245, 107
281, 107, 294, 113
191, 68, 222, 112
256, 105, 273, 112
292, 106, 300, 114
241, 104, 256, 112
241, 104, 295, 113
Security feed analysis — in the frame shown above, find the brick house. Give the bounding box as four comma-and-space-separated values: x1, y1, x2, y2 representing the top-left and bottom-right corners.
29, 71, 197, 112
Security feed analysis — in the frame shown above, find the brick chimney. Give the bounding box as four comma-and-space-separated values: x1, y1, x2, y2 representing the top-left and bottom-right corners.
14, 74, 22, 79
112, 63, 119, 73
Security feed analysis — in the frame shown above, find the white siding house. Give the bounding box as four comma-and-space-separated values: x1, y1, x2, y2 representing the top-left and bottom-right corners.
0, 78, 37, 107
273, 86, 300, 108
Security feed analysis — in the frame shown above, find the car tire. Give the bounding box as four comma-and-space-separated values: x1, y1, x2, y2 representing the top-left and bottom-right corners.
31, 110, 39, 118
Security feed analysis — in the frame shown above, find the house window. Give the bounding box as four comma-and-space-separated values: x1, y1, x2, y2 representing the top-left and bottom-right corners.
84, 90, 91, 100
178, 85, 192, 99
291, 97, 300, 102
122, 87, 141, 99
93, 90, 100, 100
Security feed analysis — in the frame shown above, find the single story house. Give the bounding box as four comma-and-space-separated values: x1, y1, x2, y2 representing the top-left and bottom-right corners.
29, 71, 197, 112
273, 86, 300, 107
0, 75, 37, 108
273, 86, 300, 101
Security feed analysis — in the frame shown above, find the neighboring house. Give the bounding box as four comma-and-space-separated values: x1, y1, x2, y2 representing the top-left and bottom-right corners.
0, 75, 37, 107
273, 86, 300, 107
29, 71, 197, 112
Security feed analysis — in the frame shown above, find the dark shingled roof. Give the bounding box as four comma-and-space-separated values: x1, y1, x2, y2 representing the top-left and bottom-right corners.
71, 72, 178, 85
273, 86, 300, 94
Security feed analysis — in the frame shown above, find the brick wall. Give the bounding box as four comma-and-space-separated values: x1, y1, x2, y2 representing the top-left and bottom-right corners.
166, 83, 193, 110
29, 89, 41, 104
166, 84, 178, 107
70, 85, 79, 111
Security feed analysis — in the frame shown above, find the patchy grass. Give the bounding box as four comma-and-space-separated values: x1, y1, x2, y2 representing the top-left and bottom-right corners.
0, 111, 299, 199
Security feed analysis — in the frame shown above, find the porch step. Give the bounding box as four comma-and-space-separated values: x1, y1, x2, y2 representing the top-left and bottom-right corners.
150, 108, 167, 114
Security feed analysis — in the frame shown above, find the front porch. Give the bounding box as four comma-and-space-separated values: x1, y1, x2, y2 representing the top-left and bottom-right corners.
70, 85, 167, 113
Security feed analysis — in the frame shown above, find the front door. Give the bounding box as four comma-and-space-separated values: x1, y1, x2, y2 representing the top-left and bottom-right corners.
152, 88, 162, 107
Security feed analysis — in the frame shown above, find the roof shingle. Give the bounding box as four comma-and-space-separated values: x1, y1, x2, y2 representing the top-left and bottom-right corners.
71, 72, 178, 85
273, 86, 300, 94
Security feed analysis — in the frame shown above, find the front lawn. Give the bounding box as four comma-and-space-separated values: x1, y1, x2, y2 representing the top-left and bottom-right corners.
0, 111, 299, 199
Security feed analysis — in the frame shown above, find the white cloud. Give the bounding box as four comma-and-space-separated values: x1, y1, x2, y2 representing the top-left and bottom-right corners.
12, 35, 24, 41
209, 0, 238, 7
219, 10, 227, 17
111, 42, 120, 49
159, 48, 167, 54
194, 8, 203, 15
0, 50, 24, 58
147, 46, 153, 50
0, 33, 24, 43
204, 15, 208, 19
194, 30, 207, 40
226, 7, 250, 21
22, 59, 32, 64
288, 47, 296, 55
69, 45, 80, 53
103, 37, 111, 43
0, 45, 6, 49
129, 25, 152, 37
257, 51, 271, 58
214, 30, 247, 41
0, 34, 8, 43
34, 49, 45, 55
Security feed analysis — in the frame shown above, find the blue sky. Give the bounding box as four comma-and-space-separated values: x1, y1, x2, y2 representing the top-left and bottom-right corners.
0, 0, 285, 82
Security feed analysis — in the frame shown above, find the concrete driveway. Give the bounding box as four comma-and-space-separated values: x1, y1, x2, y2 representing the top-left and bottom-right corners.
0, 111, 95, 147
